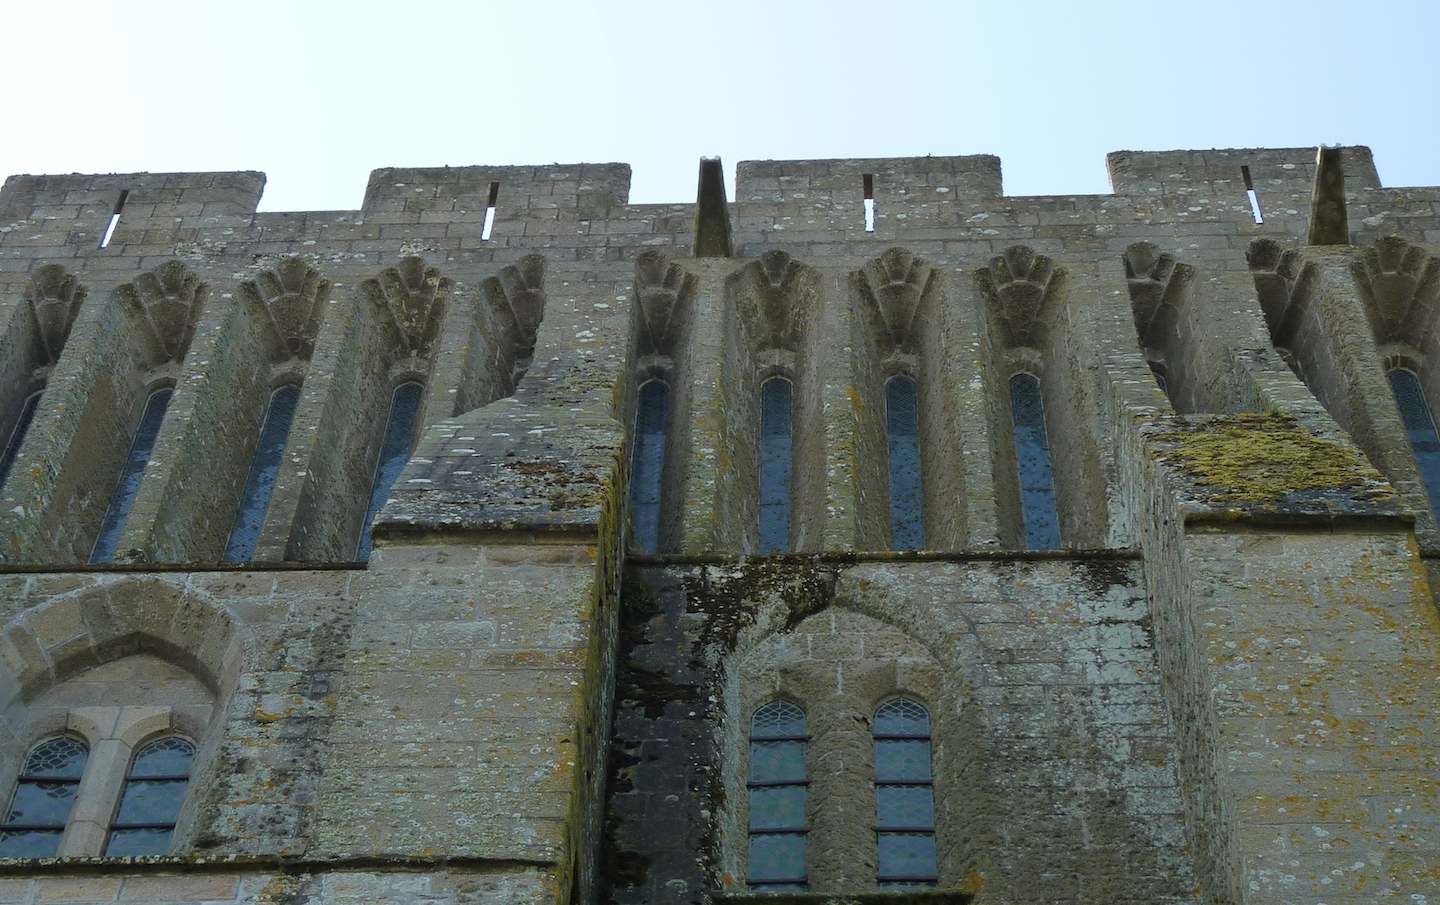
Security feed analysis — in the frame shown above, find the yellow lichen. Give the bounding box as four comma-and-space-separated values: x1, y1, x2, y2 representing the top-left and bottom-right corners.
1152, 413, 1393, 505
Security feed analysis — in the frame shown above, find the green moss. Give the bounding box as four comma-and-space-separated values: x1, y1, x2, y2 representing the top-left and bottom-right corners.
1151, 413, 1393, 505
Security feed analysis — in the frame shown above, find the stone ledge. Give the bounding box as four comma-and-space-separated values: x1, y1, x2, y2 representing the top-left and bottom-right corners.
1143, 412, 1402, 521
0, 853, 552, 876
709, 892, 974, 904
375, 396, 623, 541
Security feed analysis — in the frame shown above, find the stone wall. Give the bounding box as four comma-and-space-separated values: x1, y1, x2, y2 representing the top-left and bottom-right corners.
0, 144, 1438, 904
605, 557, 1194, 905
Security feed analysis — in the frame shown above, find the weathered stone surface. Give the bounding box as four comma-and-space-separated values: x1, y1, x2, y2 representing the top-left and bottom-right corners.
0, 144, 1437, 905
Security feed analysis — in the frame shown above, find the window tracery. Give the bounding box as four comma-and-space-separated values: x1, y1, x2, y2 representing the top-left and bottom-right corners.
747, 700, 808, 891
0, 737, 88, 858
874, 698, 938, 888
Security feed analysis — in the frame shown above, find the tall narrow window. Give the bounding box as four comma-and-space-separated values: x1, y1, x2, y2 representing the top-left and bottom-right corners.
1388, 368, 1440, 516
0, 389, 42, 488
758, 376, 794, 553
0, 737, 89, 858
104, 736, 194, 857
223, 384, 302, 562
886, 376, 924, 550
874, 698, 938, 888
91, 387, 173, 563
1008, 373, 1061, 549
863, 173, 876, 232
748, 700, 808, 892
629, 378, 669, 553
99, 189, 128, 249
356, 381, 425, 561
482, 180, 500, 241
1241, 165, 1264, 224
1146, 359, 1169, 394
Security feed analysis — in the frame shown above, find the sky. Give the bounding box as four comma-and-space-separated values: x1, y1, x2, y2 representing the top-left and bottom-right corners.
3, 0, 1437, 211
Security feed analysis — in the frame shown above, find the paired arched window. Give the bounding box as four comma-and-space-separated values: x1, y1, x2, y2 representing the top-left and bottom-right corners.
1387, 368, 1440, 517
747, 700, 808, 891
629, 378, 670, 553
224, 384, 301, 562
758, 377, 794, 553
356, 382, 425, 561
104, 735, 195, 857
886, 376, 924, 550
874, 698, 938, 888
1008, 373, 1061, 549
0, 736, 88, 858
0, 390, 42, 489
91, 387, 173, 563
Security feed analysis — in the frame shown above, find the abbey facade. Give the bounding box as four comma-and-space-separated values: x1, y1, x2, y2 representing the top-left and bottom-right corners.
0, 146, 1436, 905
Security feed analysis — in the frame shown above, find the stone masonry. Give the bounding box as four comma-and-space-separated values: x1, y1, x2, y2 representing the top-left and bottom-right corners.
0, 146, 1437, 905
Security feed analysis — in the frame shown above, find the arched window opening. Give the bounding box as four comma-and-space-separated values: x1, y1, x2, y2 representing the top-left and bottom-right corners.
1388, 368, 1440, 516
629, 378, 669, 554
748, 700, 808, 891
0, 737, 89, 858
758, 377, 794, 553
91, 387, 173, 563
885, 376, 924, 550
356, 381, 425, 561
1008, 373, 1061, 550
104, 735, 194, 857
874, 698, 938, 889
223, 384, 301, 562
0, 390, 42, 489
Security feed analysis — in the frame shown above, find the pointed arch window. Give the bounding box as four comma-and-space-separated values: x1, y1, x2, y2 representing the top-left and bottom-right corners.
0, 389, 42, 489
224, 383, 301, 562
629, 378, 669, 553
874, 698, 938, 888
758, 376, 794, 553
886, 375, 924, 550
104, 735, 194, 857
1388, 368, 1440, 516
748, 700, 808, 891
357, 381, 425, 561
0, 736, 89, 858
91, 386, 173, 563
1008, 373, 1061, 549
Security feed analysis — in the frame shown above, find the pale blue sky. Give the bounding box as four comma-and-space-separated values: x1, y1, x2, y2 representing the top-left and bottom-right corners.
4, 0, 1435, 211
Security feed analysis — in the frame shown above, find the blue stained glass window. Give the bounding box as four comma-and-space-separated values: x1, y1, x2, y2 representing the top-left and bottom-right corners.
629, 379, 669, 553
0, 390, 41, 489
356, 382, 424, 561
874, 698, 937, 888
748, 700, 807, 891
758, 377, 793, 553
223, 384, 301, 563
104, 736, 194, 858
886, 376, 924, 550
0, 737, 89, 858
91, 388, 172, 563
1008, 373, 1061, 550
1388, 369, 1440, 517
